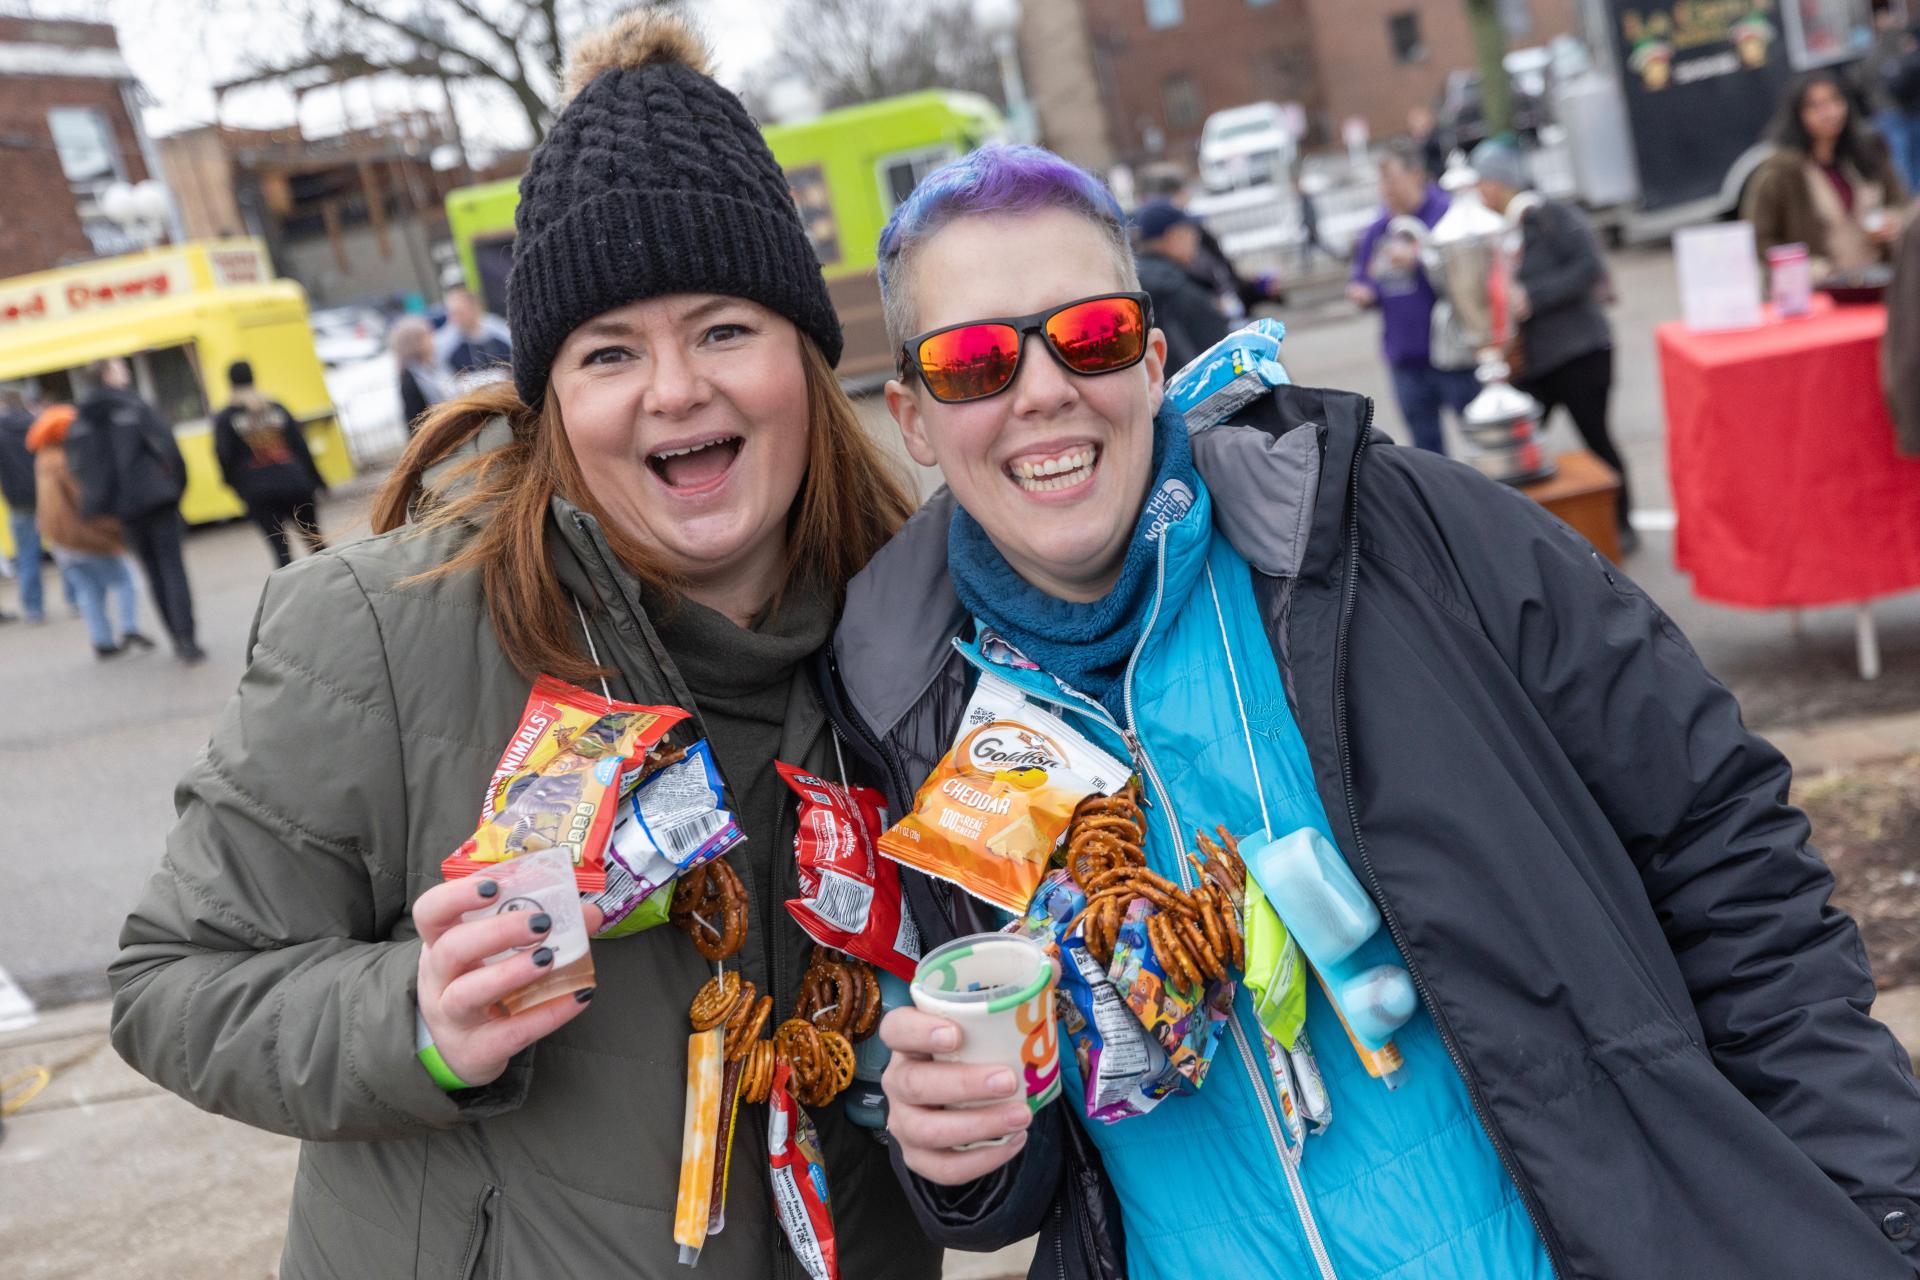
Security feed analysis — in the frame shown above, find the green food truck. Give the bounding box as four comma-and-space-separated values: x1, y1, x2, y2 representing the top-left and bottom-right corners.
446, 90, 1006, 386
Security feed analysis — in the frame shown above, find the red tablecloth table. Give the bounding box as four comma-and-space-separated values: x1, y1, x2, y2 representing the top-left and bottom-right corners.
1658, 299, 1920, 614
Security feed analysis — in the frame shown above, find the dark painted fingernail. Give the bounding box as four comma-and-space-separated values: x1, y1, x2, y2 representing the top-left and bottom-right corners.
575, 988, 596, 1003
529, 913, 552, 934
476, 880, 498, 899
532, 946, 554, 967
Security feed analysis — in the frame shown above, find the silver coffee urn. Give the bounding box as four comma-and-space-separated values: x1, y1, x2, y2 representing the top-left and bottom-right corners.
1423, 194, 1554, 484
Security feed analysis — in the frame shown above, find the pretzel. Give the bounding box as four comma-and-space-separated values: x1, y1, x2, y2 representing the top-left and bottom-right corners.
1193, 826, 1247, 897
674, 858, 748, 961
774, 1018, 829, 1095
802, 957, 856, 1034
639, 742, 687, 779
726, 994, 772, 1062
689, 971, 743, 1031
1219, 885, 1245, 971
740, 1039, 776, 1104
1175, 913, 1226, 985
1075, 894, 1128, 968
1192, 884, 1231, 971
819, 1029, 857, 1099
1148, 912, 1202, 993
669, 864, 708, 925
848, 962, 883, 1041
1065, 786, 1149, 889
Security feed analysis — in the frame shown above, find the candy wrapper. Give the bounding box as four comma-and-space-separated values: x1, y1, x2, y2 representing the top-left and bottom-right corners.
878, 671, 1128, 914
446, 677, 687, 893
599, 741, 744, 934
1007, 872, 1174, 1124
1061, 936, 1176, 1122
780, 763, 921, 980
1108, 900, 1231, 1092
1242, 876, 1307, 1051
767, 1062, 839, 1280
1165, 318, 1291, 430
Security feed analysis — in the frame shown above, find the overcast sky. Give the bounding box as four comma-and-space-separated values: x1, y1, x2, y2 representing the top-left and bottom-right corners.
14, 0, 779, 148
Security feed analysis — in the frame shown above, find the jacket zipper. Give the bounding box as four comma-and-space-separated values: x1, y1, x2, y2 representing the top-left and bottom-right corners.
1327, 404, 1568, 1278
954, 537, 1339, 1280
460, 1184, 499, 1280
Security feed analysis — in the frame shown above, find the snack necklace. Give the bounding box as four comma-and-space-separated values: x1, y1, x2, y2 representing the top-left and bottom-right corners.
573, 595, 878, 1108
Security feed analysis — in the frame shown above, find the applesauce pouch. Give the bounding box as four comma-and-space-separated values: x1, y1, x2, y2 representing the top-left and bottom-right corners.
877, 671, 1128, 915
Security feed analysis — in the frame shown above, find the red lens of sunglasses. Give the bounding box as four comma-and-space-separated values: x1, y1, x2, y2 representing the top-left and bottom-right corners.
1043, 296, 1148, 375
911, 294, 1150, 403
913, 323, 1023, 403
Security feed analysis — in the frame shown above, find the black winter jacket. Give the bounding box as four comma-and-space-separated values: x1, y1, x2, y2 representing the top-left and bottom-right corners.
68, 387, 185, 522
0, 408, 35, 512
1514, 197, 1612, 379
212, 399, 323, 508
823, 384, 1920, 1279
1136, 252, 1230, 375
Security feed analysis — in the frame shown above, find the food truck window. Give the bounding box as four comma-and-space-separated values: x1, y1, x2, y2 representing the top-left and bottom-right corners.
472, 233, 515, 313
785, 165, 842, 266
134, 346, 210, 429
1784, 0, 1876, 68
879, 147, 960, 213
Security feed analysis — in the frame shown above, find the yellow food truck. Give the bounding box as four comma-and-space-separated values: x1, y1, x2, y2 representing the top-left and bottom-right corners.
0, 239, 353, 557
446, 91, 1006, 386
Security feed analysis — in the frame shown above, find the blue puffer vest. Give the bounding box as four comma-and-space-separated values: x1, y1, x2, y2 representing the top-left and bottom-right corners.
955, 478, 1554, 1280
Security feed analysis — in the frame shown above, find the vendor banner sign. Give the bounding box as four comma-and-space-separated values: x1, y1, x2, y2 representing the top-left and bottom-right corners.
1614, 0, 1788, 210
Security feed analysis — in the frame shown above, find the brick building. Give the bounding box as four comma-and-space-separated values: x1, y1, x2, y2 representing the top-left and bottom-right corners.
160, 114, 485, 309
1053, 0, 1579, 169
0, 16, 163, 278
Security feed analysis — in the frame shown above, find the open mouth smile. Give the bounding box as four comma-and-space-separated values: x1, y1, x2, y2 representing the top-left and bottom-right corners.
647, 435, 744, 491
1006, 445, 1099, 494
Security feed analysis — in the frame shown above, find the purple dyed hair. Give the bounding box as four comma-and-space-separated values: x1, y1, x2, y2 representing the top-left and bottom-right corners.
875, 142, 1138, 351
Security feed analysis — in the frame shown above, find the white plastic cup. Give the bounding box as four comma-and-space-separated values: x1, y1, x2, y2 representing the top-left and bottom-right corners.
909, 932, 1062, 1144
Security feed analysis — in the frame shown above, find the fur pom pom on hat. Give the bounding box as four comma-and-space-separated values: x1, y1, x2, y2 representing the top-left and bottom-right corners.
507, 10, 841, 408
562, 9, 712, 101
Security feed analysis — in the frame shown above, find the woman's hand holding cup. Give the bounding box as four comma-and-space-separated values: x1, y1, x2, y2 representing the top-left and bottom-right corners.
414, 875, 603, 1087
880, 1006, 1034, 1184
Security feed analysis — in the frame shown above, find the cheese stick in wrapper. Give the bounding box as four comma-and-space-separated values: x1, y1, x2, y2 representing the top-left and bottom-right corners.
675, 1028, 725, 1265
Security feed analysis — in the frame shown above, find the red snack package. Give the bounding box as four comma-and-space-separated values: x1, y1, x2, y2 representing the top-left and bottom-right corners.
779, 762, 921, 981
767, 1061, 839, 1280
443, 675, 688, 893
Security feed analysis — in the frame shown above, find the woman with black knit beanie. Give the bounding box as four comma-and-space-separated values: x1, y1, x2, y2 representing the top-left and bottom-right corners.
108, 12, 939, 1277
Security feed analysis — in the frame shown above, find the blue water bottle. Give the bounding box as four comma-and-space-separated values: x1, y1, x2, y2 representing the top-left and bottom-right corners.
1245, 828, 1418, 1072
844, 969, 912, 1129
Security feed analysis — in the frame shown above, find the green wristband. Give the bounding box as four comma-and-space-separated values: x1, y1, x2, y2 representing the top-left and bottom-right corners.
417, 1042, 473, 1092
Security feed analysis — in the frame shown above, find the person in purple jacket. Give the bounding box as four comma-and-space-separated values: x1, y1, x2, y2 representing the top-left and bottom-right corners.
1346, 140, 1480, 455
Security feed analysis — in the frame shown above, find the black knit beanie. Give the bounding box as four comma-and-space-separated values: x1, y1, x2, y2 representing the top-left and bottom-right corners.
507, 13, 843, 409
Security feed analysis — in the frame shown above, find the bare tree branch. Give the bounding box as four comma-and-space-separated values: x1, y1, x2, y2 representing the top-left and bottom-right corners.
231, 0, 676, 144
764, 0, 1003, 113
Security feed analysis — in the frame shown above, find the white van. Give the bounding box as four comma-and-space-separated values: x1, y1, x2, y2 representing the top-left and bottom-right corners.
1198, 102, 1300, 193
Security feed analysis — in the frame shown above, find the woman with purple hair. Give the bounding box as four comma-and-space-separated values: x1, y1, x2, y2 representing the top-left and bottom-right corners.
818, 143, 1920, 1279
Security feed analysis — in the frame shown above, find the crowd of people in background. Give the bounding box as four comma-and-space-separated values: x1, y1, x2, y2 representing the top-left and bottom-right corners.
6, 55, 1918, 659
393, 285, 513, 429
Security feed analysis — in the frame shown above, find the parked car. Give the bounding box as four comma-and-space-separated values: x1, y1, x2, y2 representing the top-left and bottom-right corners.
1437, 48, 1556, 150
1198, 101, 1301, 193
308, 305, 388, 367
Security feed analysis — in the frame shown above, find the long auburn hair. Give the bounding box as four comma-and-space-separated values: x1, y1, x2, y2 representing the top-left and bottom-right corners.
370, 334, 915, 685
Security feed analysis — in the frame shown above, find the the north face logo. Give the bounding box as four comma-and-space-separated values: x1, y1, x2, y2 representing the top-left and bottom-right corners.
1141, 478, 1196, 544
